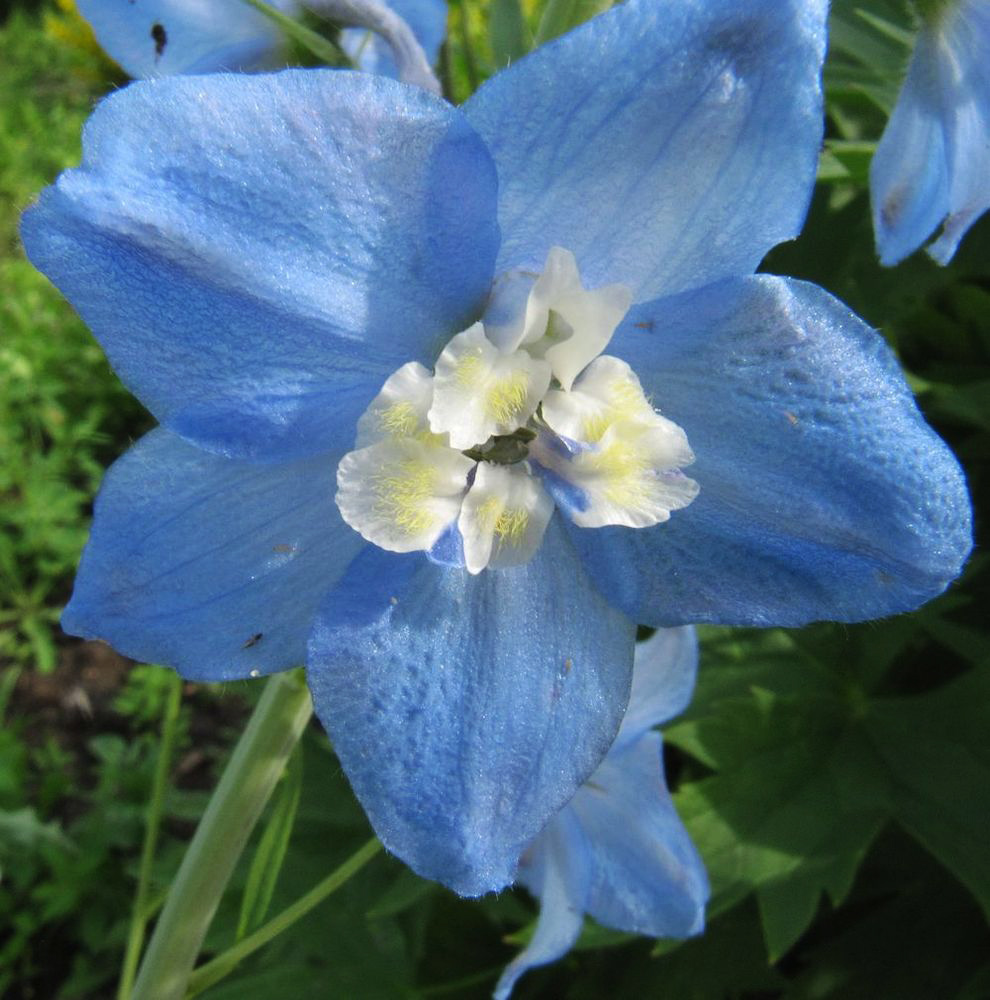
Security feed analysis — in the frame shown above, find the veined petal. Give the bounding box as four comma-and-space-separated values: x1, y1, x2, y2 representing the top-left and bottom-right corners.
570, 735, 709, 937
428, 323, 551, 449
21, 70, 498, 461
77, 0, 297, 78
581, 275, 972, 627
305, 516, 636, 896
62, 429, 362, 681
457, 463, 554, 574
335, 437, 474, 553
493, 812, 590, 1000
463, 0, 827, 302
618, 626, 699, 747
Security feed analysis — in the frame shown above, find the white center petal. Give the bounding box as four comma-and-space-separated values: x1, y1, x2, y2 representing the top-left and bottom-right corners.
531, 422, 698, 529
334, 246, 696, 571
428, 322, 551, 449
541, 356, 695, 467
516, 247, 633, 391
336, 437, 475, 553
458, 462, 554, 574
355, 361, 439, 447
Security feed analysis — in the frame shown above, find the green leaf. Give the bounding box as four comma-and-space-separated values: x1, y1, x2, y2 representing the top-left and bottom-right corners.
237, 744, 304, 940
0, 807, 75, 855
534, 0, 613, 47
364, 866, 435, 920
237, 0, 350, 67
869, 668, 990, 920
671, 629, 990, 961
489, 0, 528, 66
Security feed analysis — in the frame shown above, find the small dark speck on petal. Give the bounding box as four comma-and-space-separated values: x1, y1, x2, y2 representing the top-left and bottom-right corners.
242, 632, 263, 649
151, 22, 167, 58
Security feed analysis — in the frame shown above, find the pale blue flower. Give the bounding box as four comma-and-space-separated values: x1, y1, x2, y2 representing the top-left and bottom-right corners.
871, 0, 990, 264
21, 0, 971, 897
76, 0, 446, 86
77, 0, 300, 77
495, 627, 708, 1000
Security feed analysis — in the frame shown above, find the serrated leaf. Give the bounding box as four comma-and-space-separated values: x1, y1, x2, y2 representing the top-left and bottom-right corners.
869, 668, 990, 920
0, 807, 75, 855
673, 630, 990, 962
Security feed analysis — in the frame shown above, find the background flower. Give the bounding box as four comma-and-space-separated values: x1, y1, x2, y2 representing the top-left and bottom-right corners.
496, 627, 709, 999
870, 0, 990, 265
76, 0, 299, 76
76, 0, 446, 86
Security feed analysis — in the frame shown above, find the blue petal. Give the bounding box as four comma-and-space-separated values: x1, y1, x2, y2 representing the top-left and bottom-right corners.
870, 28, 950, 265
62, 429, 364, 681
494, 812, 590, 1000
21, 70, 499, 461
342, 0, 448, 79
570, 734, 709, 937
463, 0, 826, 302
305, 515, 636, 896
573, 275, 972, 627
872, 1, 990, 265
617, 628, 698, 747
928, 1, 990, 263
77, 0, 298, 78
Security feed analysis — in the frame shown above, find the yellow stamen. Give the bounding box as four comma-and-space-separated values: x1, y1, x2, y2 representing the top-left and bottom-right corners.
583, 437, 653, 511
373, 460, 439, 537
485, 374, 530, 425
494, 507, 529, 545
378, 401, 420, 437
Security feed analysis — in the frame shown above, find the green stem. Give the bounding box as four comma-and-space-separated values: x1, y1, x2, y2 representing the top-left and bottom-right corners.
118, 670, 184, 1000
185, 837, 382, 997
130, 670, 313, 1000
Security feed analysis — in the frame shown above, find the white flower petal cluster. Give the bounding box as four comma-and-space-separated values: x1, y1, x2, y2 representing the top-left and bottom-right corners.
336, 247, 698, 573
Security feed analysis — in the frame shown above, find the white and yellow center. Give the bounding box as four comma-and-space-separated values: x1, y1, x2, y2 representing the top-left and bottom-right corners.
335, 247, 699, 574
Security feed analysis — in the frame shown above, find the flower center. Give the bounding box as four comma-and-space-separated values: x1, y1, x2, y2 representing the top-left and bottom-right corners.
335, 247, 699, 574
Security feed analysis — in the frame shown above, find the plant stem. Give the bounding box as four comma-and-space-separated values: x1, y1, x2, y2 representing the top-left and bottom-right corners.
118, 670, 184, 1000
129, 670, 313, 1000
185, 837, 382, 997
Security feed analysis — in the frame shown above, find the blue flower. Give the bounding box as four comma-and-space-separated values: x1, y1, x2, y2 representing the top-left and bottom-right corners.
21, 0, 971, 897
77, 0, 300, 77
76, 0, 446, 86
495, 627, 708, 1000
870, 0, 990, 265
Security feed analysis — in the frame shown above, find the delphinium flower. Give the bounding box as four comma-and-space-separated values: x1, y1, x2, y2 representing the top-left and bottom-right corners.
76, 0, 301, 76
21, 0, 971, 897
870, 0, 990, 264
495, 627, 708, 1000
76, 0, 445, 90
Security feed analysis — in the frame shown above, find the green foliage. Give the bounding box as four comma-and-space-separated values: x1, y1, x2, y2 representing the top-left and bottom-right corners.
2, 0, 990, 998
0, 9, 148, 672
667, 623, 990, 960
